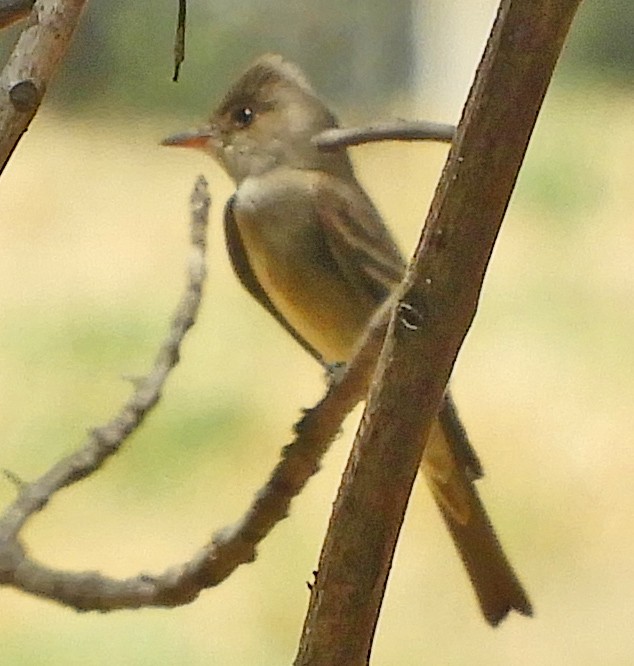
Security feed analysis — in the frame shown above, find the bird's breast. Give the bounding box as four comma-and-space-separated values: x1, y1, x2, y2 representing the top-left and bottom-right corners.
232, 170, 373, 363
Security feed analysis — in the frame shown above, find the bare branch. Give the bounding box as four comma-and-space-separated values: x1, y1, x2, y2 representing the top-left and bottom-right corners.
0, 292, 382, 610
0, 177, 210, 595
313, 120, 455, 151
295, 1, 583, 664
0, 0, 32, 29
0, 0, 87, 176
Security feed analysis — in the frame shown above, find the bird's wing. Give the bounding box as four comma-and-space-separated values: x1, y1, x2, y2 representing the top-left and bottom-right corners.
312, 179, 406, 305
224, 195, 325, 363
438, 393, 484, 480
314, 181, 484, 480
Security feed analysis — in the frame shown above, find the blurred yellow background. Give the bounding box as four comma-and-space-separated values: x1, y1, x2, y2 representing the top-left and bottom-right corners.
2, 3, 634, 665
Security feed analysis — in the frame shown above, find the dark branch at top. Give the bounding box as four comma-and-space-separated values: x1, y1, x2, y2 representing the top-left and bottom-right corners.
172, 0, 187, 82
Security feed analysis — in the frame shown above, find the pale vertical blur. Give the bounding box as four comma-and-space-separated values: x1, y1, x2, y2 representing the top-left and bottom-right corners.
1, 2, 633, 665
412, 0, 498, 118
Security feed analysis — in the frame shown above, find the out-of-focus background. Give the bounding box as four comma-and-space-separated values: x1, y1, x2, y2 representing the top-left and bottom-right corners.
1, 1, 633, 664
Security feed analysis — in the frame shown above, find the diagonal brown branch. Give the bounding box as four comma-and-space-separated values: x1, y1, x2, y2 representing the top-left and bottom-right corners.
0, 0, 87, 176
294, 1, 583, 664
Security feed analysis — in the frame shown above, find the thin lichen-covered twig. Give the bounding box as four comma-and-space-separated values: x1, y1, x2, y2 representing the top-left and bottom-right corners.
0, 62, 460, 614
0, 177, 209, 594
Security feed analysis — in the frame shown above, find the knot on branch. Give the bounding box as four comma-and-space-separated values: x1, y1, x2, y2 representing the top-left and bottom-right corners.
9, 79, 40, 113
397, 301, 426, 332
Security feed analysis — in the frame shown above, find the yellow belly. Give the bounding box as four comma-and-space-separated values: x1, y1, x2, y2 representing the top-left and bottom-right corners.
233, 169, 385, 363
247, 244, 369, 363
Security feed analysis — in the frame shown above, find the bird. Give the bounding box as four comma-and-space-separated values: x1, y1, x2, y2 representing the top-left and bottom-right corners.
162, 54, 532, 625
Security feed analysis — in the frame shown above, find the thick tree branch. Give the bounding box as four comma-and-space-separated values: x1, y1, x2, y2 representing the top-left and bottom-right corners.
0, 0, 87, 176
295, 1, 582, 664
314, 120, 455, 151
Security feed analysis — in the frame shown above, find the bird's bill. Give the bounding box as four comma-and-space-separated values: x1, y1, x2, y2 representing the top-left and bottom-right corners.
160, 128, 214, 150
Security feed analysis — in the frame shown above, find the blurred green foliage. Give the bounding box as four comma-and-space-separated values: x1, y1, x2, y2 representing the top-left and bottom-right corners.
15, 0, 412, 114
565, 0, 634, 84
2, 0, 631, 116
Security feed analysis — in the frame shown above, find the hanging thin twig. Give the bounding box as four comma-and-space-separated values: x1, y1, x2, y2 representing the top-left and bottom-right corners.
172, 0, 187, 81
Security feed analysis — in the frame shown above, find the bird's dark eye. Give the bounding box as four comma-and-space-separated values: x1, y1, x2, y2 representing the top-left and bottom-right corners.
231, 106, 254, 128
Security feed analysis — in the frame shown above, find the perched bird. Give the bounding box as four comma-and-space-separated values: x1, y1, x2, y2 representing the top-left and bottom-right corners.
162, 54, 531, 625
